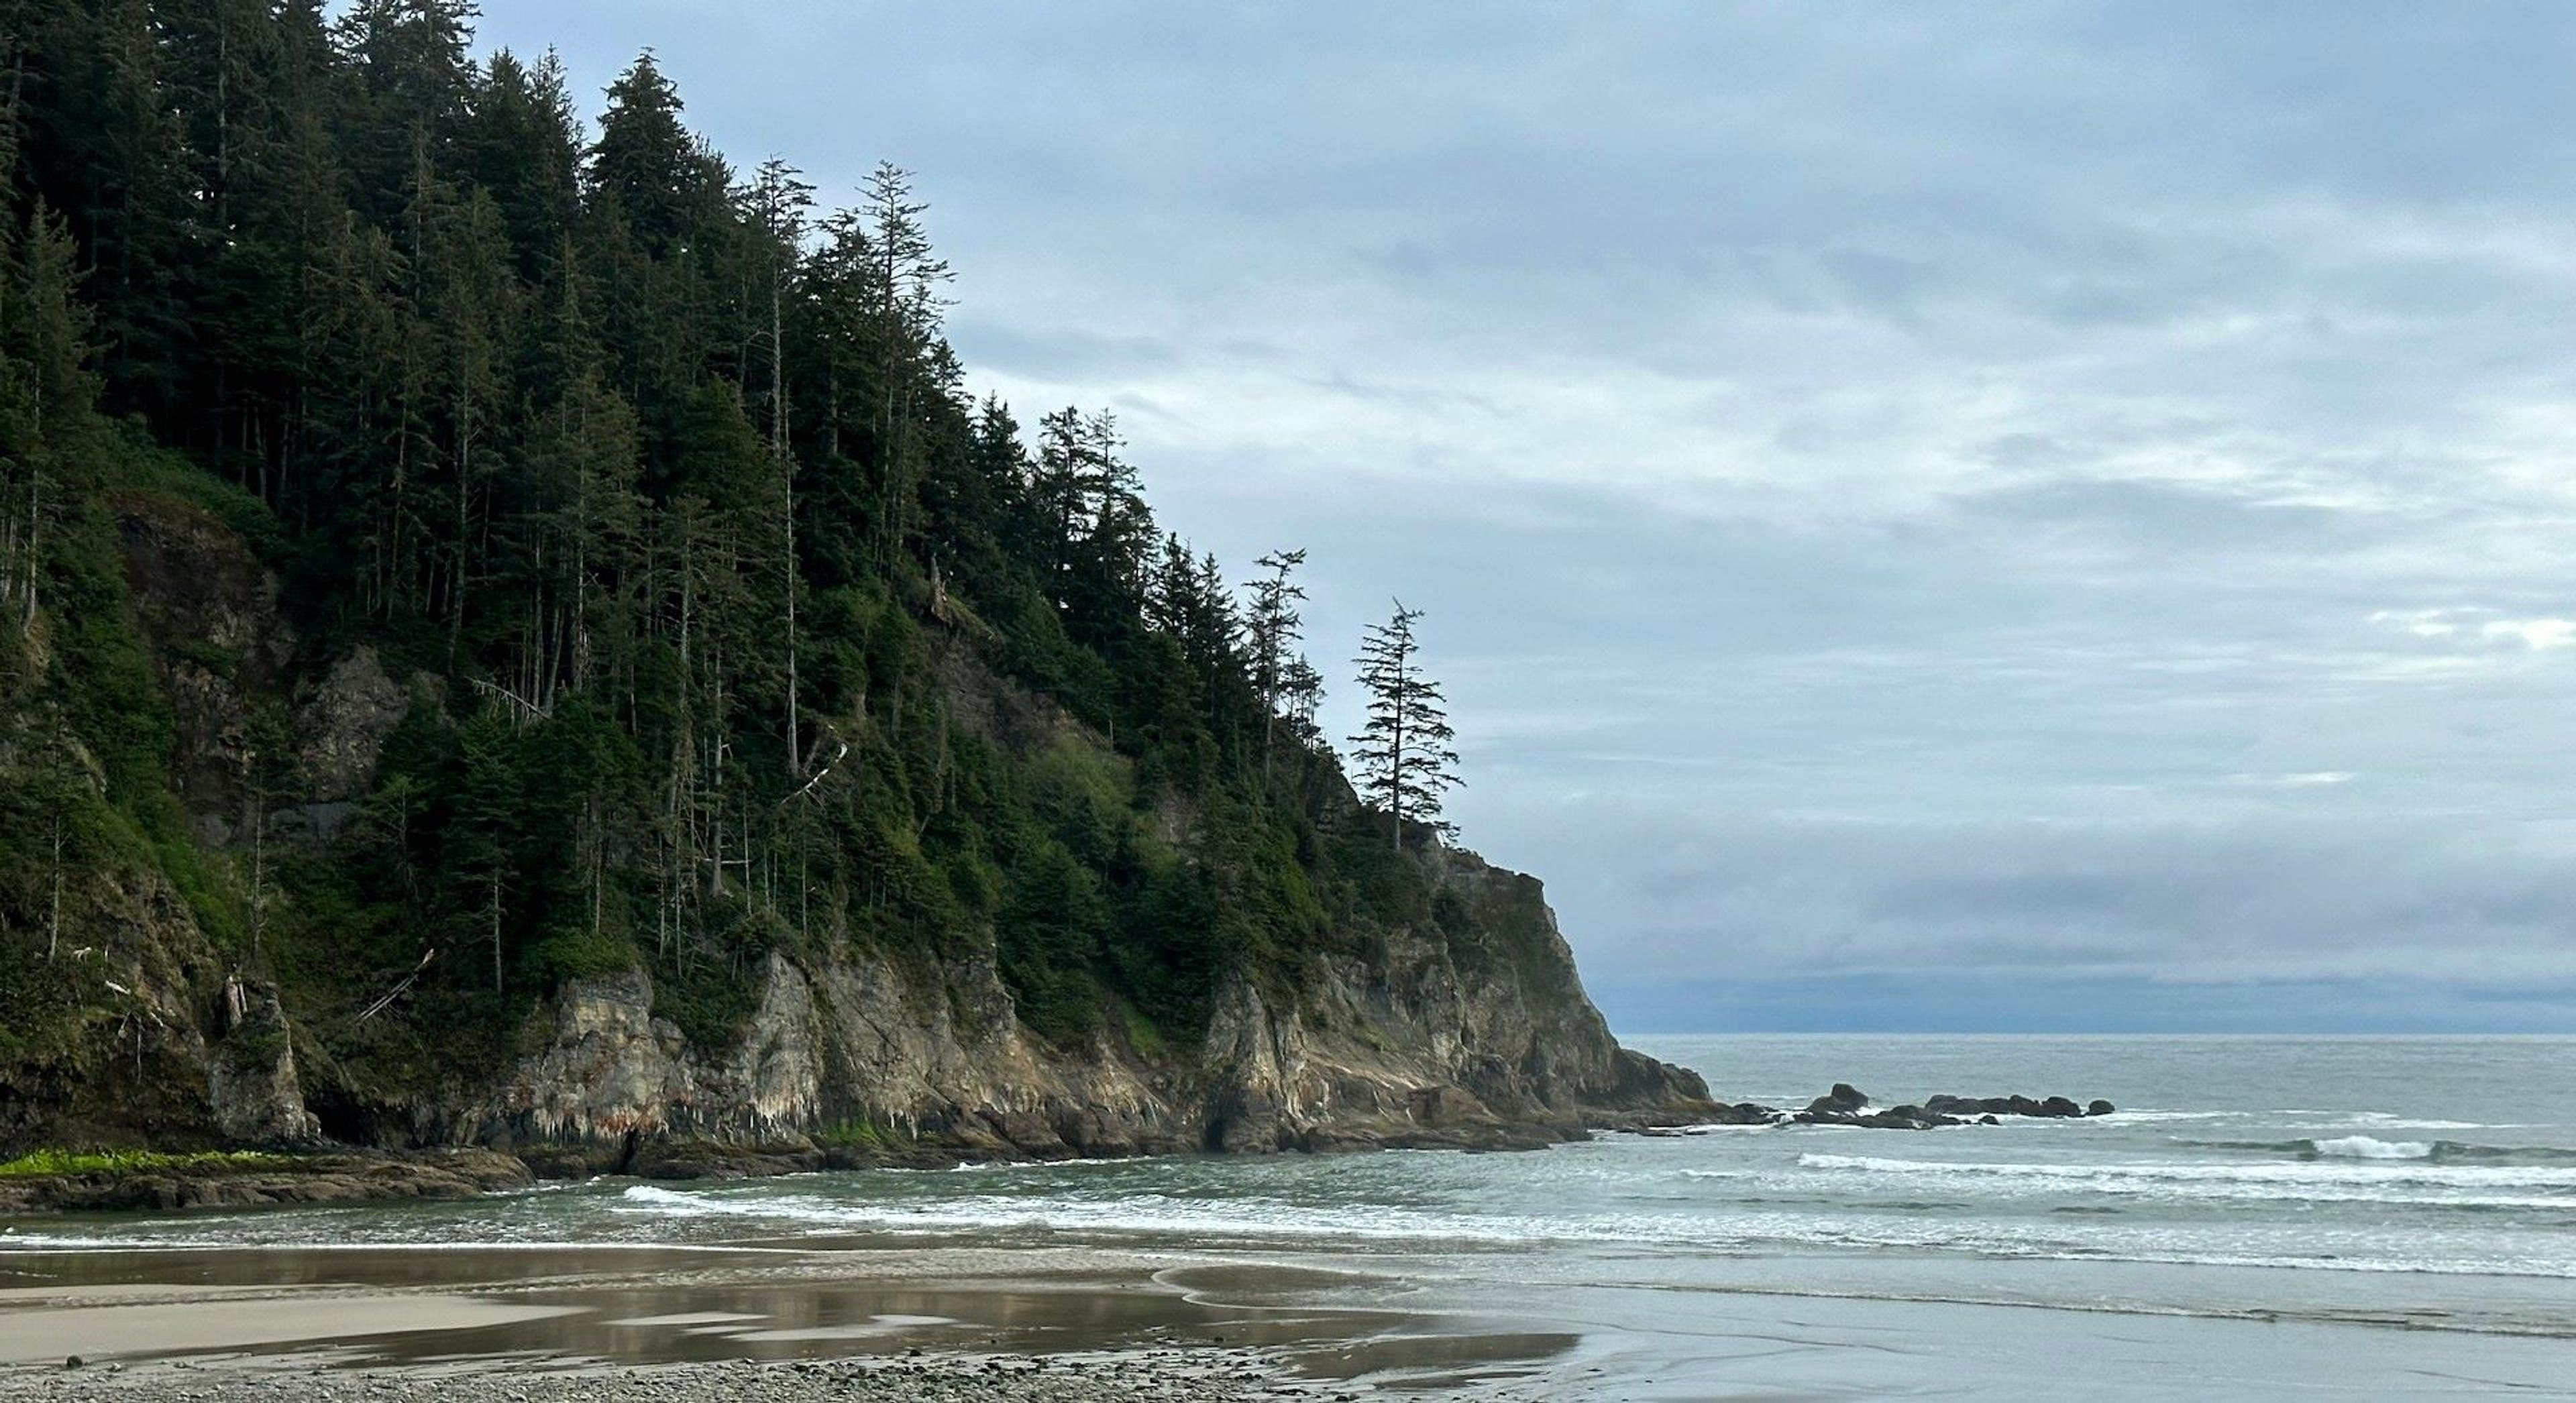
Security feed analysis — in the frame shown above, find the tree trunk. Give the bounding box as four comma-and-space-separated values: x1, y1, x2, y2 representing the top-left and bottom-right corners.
775, 266, 800, 783
449, 389, 471, 665
490, 868, 504, 994
22, 466, 40, 632
249, 784, 265, 959
1390, 679, 1407, 852
47, 815, 64, 961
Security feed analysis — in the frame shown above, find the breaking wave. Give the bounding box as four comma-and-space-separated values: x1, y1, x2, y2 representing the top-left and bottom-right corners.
2183, 1138, 2576, 1166
2312, 1135, 2431, 1160
1792, 1152, 2576, 1209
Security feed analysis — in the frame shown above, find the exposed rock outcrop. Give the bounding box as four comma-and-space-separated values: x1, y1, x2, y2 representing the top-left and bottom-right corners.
113, 496, 297, 848
208, 977, 322, 1146
284, 647, 415, 840
0, 1148, 530, 1214
430, 851, 1714, 1174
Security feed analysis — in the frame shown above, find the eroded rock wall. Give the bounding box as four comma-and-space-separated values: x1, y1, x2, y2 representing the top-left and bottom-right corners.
436, 846, 1709, 1172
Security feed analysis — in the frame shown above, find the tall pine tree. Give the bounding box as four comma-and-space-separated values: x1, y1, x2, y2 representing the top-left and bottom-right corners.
1350, 601, 1460, 850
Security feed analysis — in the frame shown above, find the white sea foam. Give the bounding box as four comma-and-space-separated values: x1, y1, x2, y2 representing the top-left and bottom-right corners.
936, 1157, 1134, 1174
2339, 1113, 2495, 1131
2310, 1135, 2432, 1160
614, 1183, 1568, 1245
0, 1233, 153, 1250
614, 1180, 2576, 1280
2057, 1109, 2505, 1131
1791, 1152, 2576, 1208
619, 1184, 759, 1216
1794, 1150, 2576, 1185
28, 1158, 2576, 1287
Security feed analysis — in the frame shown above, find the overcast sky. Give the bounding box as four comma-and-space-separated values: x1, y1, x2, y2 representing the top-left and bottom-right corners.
490, 1, 2576, 1031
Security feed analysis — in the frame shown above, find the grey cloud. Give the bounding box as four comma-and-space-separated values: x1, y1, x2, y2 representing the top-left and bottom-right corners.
945, 319, 1183, 379
1942, 477, 2371, 556
1535, 806, 2576, 987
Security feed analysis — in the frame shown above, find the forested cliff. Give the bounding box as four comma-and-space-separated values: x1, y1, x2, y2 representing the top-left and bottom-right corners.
0, 0, 1709, 1168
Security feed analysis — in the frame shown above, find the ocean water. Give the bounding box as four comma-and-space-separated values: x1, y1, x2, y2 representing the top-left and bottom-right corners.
9, 1035, 2576, 1372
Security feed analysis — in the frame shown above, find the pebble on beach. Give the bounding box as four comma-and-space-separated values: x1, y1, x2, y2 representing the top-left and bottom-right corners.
0, 1353, 1324, 1402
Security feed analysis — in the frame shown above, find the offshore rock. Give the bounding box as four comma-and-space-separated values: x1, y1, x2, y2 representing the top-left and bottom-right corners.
1922, 1093, 2107, 1119
1803, 1084, 1869, 1116
1704, 1087, 2119, 1131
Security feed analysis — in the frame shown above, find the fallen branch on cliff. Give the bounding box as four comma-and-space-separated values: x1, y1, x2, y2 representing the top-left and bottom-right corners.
470, 677, 552, 728
780, 724, 850, 807
357, 948, 437, 1023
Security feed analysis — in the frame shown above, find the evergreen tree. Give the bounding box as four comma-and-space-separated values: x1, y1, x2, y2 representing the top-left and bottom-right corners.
0, 199, 95, 629
1244, 548, 1307, 785
742, 156, 812, 781
335, 0, 480, 227
465, 48, 582, 280
1279, 654, 1326, 746
587, 52, 698, 259
448, 711, 520, 994
1350, 602, 1460, 850
857, 162, 950, 563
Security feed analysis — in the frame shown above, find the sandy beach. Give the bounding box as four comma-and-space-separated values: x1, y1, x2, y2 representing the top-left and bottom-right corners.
0, 1243, 1562, 1398
5, 1237, 2576, 1400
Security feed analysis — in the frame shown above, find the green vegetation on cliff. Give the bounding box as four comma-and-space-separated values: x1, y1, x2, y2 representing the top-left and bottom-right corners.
0, 1147, 287, 1178
0, 0, 1485, 1136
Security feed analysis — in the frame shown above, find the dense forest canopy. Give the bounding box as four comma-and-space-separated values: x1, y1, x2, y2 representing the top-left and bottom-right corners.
0, 0, 1468, 1077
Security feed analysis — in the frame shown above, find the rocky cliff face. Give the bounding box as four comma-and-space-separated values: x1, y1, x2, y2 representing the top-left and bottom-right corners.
0, 496, 1713, 1172
425, 842, 1709, 1174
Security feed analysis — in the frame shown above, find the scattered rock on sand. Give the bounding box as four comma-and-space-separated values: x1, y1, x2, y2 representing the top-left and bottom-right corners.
0, 1353, 1315, 1402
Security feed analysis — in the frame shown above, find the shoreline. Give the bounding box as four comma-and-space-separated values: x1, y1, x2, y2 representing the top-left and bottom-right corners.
0, 1112, 1699, 1218
0, 1079, 2126, 1217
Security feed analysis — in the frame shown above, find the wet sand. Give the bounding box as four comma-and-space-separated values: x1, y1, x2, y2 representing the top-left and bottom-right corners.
3, 1294, 583, 1363
0, 1243, 1566, 1396
5, 1241, 2576, 1398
